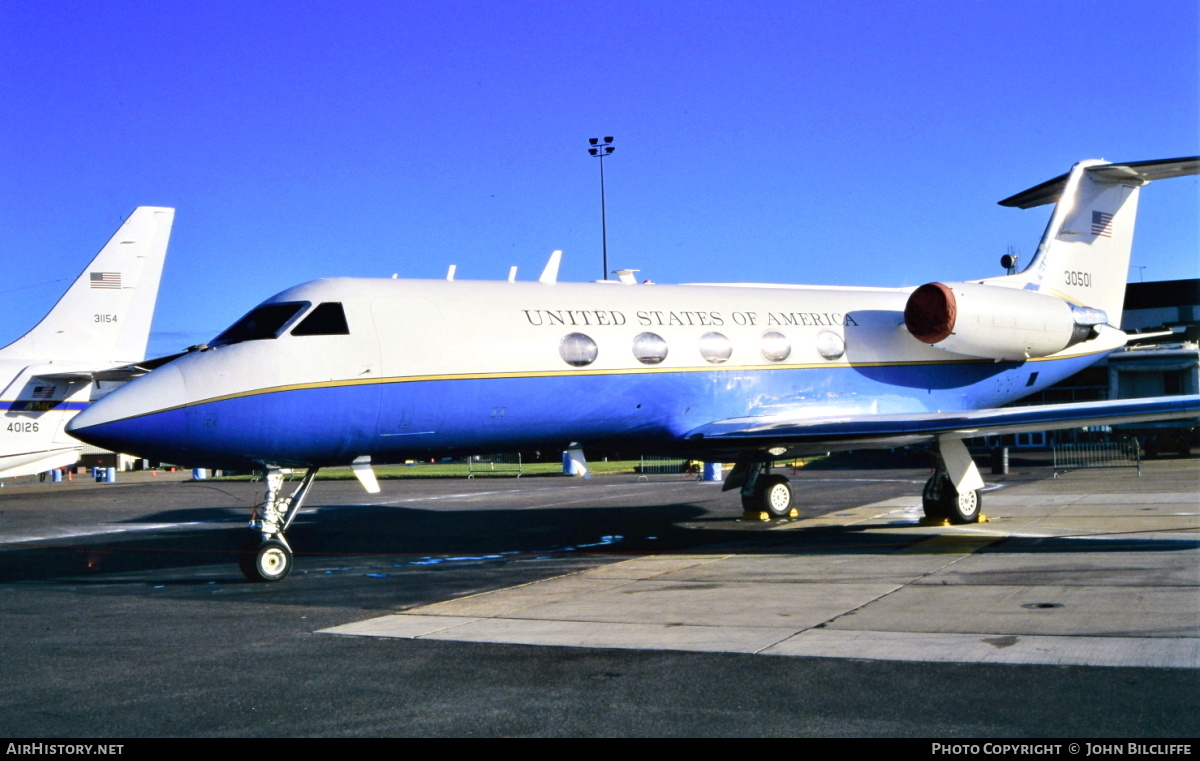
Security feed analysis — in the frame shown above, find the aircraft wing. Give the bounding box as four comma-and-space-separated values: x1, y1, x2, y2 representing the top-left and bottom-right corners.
687, 395, 1200, 450
31, 351, 188, 383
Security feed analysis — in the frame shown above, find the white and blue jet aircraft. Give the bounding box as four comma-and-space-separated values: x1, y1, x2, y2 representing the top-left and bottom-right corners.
1, 207, 174, 479
67, 159, 1199, 582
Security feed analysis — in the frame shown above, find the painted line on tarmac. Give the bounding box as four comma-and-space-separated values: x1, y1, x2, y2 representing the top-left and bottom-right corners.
2, 518, 243, 545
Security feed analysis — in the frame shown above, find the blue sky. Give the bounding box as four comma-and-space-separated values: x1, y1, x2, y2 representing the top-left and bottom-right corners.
2, 0, 1197, 357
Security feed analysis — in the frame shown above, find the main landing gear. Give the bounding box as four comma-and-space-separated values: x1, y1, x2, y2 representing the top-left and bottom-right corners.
239, 467, 319, 582
723, 438, 985, 526
921, 438, 984, 524
724, 459, 796, 519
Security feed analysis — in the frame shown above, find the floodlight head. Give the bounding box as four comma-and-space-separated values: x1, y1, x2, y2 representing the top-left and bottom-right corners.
589, 138, 599, 145
588, 148, 598, 156
605, 147, 614, 155
604, 136, 613, 143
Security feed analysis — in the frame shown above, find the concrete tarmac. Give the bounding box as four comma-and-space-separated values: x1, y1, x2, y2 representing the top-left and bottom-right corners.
325, 460, 1199, 668
0, 454, 1196, 737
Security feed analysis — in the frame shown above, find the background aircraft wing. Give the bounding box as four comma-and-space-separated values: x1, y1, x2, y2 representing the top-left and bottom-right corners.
31, 351, 188, 383
687, 395, 1200, 449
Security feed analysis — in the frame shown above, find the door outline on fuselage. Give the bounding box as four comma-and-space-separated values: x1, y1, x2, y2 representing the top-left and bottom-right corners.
371, 298, 448, 449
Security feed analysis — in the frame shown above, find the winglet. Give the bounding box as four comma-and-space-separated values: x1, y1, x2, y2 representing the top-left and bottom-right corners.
539, 250, 563, 284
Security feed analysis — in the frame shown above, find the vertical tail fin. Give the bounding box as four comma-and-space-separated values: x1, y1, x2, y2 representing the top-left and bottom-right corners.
994, 157, 1198, 325
1, 207, 175, 363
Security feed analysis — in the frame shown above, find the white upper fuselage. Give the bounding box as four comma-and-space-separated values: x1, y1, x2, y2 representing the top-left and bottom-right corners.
65, 275, 1124, 470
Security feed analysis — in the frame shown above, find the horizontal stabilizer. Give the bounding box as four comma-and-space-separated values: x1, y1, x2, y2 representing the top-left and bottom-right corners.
999, 157, 1199, 208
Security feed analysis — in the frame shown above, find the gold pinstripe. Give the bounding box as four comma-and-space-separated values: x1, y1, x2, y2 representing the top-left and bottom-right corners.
131, 345, 1111, 418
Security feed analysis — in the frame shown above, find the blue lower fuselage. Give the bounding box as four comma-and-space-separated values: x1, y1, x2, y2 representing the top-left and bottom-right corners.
74, 350, 1106, 470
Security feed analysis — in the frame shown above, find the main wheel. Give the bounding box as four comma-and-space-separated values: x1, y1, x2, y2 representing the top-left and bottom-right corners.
922, 475, 949, 519
941, 483, 981, 524
241, 539, 293, 582
758, 474, 794, 518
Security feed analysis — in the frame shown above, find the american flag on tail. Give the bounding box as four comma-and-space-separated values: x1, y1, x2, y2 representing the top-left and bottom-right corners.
90, 272, 121, 289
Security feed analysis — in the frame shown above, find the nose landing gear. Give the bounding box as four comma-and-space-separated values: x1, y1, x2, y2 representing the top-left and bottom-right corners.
239, 467, 319, 582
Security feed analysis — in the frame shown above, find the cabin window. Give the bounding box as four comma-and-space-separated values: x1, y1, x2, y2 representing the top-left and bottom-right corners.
760, 331, 791, 362
632, 332, 668, 365
292, 302, 350, 336
816, 330, 845, 360
212, 302, 308, 345
698, 331, 733, 364
559, 333, 598, 367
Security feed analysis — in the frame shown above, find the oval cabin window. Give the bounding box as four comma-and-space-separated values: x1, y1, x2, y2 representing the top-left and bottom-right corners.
632, 332, 668, 365
698, 331, 733, 364
559, 333, 598, 367
760, 331, 791, 362
816, 330, 846, 360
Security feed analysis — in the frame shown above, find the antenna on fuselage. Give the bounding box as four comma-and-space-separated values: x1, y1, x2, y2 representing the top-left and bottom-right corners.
508, 266, 518, 282
446, 264, 457, 281
538, 250, 563, 284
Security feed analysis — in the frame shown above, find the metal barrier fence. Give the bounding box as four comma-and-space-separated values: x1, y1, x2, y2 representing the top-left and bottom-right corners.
1052, 440, 1141, 478
467, 453, 523, 478
636, 456, 697, 481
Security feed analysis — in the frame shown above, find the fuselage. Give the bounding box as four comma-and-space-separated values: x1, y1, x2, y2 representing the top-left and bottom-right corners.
0, 357, 96, 477
66, 276, 1124, 469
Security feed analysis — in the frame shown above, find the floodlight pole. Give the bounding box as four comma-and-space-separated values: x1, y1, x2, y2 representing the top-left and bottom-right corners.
588, 137, 615, 280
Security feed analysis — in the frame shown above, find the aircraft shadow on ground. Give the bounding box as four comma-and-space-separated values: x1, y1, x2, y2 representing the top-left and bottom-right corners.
0, 497, 1196, 594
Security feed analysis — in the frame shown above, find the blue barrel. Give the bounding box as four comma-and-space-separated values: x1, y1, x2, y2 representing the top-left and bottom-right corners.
104, 467, 117, 483
192, 468, 206, 480
702, 462, 724, 482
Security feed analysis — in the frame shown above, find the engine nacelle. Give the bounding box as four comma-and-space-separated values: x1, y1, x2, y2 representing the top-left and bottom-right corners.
904, 281, 1106, 361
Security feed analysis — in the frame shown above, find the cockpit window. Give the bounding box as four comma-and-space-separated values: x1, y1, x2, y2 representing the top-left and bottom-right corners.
291, 302, 350, 336
212, 302, 308, 345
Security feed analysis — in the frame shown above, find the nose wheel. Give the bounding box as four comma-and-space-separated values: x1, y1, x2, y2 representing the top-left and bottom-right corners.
239, 467, 318, 582
240, 539, 294, 582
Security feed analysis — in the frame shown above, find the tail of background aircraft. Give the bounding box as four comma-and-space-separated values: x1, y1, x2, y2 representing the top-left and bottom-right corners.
990, 157, 1199, 326
0, 207, 175, 364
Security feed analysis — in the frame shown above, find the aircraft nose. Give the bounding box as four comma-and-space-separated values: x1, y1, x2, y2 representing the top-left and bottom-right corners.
67, 363, 191, 458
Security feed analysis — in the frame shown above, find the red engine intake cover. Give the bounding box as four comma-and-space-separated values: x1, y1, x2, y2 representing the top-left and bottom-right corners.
904, 282, 956, 344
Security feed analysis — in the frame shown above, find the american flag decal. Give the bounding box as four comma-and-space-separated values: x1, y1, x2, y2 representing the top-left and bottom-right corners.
31, 386, 55, 399
1091, 211, 1113, 238
90, 272, 121, 289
